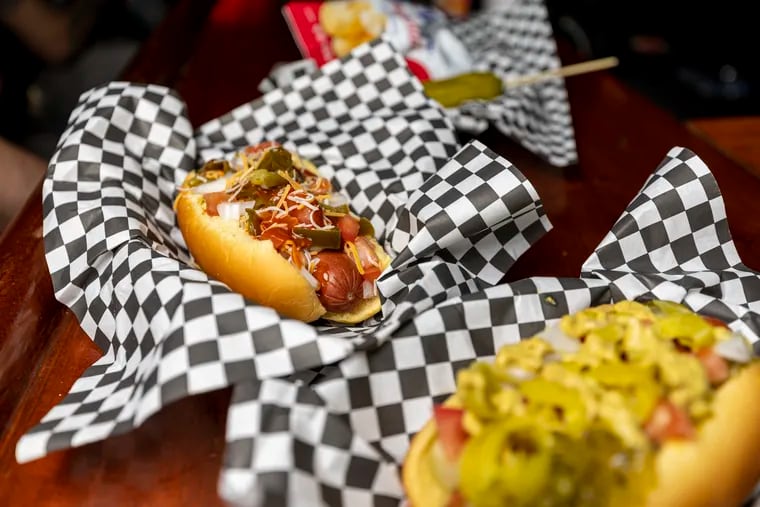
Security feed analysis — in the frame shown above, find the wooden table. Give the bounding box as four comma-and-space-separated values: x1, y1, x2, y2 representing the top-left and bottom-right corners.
687, 116, 760, 179
2, 0, 760, 505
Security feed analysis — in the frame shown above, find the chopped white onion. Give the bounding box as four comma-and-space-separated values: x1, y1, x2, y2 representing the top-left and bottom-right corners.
302, 249, 314, 270
355, 236, 381, 268
431, 442, 460, 487
308, 209, 321, 228
230, 156, 244, 170
506, 367, 534, 381
300, 267, 319, 289
190, 175, 230, 194
609, 452, 629, 469
216, 200, 256, 221
714, 333, 754, 363
361, 280, 377, 299
216, 202, 237, 221
537, 324, 581, 353
322, 193, 349, 208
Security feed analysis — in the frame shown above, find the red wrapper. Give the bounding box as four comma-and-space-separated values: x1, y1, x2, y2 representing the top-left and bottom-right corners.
282, 1, 336, 66
282, 0, 474, 81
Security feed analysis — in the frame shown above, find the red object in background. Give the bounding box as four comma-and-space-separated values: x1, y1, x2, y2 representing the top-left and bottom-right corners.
644, 400, 696, 444
405, 58, 430, 81
336, 215, 360, 243
176, 0, 302, 125
282, 2, 336, 66
281, 1, 432, 82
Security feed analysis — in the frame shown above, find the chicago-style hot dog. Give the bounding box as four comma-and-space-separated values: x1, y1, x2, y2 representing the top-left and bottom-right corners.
403, 300, 760, 507
174, 142, 391, 323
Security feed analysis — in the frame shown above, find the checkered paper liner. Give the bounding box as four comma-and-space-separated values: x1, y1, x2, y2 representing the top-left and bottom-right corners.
270, 0, 577, 168
217, 146, 760, 506
445, 0, 578, 167
17, 39, 548, 497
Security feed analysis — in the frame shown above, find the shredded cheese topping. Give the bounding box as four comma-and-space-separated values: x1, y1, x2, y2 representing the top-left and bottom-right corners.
261, 222, 288, 232
345, 241, 364, 275
256, 205, 287, 217
276, 185, 291, 209
288, 194, 319, 210
278, 170, 302, 191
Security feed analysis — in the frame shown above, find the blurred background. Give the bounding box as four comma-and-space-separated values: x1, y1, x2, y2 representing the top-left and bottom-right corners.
0, 0, 175, 156
545, 0, 759, 119
0, 0, 177, 230
1, 0, 758, 232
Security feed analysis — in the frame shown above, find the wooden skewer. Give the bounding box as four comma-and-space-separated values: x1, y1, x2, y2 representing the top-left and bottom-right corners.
503, 56, 620, 89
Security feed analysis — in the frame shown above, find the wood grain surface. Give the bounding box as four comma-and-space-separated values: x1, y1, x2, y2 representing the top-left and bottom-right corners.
687, 116, 760, 179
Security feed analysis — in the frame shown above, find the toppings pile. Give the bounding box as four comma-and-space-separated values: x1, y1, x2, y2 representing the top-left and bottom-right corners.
432, 300, 755, 507
181, 142, 383, 313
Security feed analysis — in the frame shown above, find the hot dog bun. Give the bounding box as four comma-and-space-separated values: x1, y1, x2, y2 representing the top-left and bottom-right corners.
402, 302, 760, 507
175, 190, 326, 322
646, 360, 760, 507
174, 145, 391, 324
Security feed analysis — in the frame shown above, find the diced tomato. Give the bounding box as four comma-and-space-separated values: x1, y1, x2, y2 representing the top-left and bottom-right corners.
446, 490, 465, 507
362, 266, 382, 282
702, 315, 729, 329
203, 191, 229, 216
244, 141, 279, 154
259, 227, 291, 250
433, 406, 469, 462
272, 214, 298, 231
291, 206, 323, 227
697, 347, 730, 385
336, 215, 360, 243
644, 400, 695, 445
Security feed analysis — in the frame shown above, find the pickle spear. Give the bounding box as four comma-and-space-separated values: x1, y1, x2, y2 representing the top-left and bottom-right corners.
423, 72, 503, 108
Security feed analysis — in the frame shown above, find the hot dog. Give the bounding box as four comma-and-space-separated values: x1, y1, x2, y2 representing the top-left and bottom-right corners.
174, 142, 391, 323
402, 300, 760, 507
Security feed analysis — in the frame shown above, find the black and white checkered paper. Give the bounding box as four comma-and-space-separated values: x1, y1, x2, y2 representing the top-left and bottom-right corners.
18, 35, 760, 507
217, 146, 760, 506
445, 0, 578, 167
269, 0, 577, 167
18, 39, 546, 501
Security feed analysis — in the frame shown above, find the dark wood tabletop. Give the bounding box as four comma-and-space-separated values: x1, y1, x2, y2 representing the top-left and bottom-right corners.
2, 0, 760, 505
